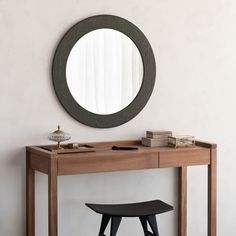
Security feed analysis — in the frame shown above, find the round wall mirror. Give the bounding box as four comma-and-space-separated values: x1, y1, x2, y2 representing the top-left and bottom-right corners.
66, 28, 143, 115
52, 15, 156, 128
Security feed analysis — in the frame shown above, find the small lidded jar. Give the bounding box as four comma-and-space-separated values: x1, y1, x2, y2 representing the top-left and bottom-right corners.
48, 125, 71, 149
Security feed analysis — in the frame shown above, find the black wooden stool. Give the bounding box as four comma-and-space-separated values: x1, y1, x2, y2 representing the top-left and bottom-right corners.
86, 200, 173, 236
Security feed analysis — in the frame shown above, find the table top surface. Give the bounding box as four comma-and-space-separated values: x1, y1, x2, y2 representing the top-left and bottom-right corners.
26, 140, 216, 159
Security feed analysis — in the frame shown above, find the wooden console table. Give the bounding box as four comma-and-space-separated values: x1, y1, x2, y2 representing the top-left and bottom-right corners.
26, 140, 217, 236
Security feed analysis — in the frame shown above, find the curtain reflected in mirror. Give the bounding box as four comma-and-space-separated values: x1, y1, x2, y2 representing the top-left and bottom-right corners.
66, 29, 143, 115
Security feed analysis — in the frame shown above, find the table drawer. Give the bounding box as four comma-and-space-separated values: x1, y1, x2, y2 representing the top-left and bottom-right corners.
58, 152, 159, 175
159, 149, 210, 168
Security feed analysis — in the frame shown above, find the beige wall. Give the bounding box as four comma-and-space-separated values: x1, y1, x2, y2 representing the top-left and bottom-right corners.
1, 0, 235, 235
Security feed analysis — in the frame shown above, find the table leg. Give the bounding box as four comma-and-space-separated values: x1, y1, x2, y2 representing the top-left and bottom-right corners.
26, 151, 35, 236
208, 149, 217, 236
178, 166, 187, 236
48, 158, 58, 236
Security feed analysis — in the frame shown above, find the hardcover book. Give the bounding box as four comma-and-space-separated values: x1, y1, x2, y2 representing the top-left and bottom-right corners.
146, 130, 172, 135
146, 131, 172, 139
142, 137, 169, 147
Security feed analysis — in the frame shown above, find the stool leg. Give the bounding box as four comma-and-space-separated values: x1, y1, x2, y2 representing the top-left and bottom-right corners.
110, 216, 122, 236
139, 216, 148, 235
147, 215, 159, 236
99, 215, 111, 236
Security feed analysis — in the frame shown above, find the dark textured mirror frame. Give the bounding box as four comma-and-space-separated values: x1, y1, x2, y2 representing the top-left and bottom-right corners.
52, 15, 156, 128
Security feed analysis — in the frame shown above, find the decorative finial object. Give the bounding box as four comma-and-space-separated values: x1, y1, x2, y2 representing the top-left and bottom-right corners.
48, 125, 71, 149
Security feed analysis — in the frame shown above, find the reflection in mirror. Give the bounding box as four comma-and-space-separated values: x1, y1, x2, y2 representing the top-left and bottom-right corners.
66, 29, 143, 115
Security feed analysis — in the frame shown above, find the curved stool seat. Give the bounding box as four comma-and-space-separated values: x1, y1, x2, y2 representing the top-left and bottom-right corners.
86, 200, 173, 217
86, 200, 173, 236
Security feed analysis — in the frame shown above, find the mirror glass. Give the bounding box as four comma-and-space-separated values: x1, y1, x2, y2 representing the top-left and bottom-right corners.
66, 28, 143, 115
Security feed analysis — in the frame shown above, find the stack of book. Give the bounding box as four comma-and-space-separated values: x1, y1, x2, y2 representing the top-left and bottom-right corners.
142, 130, 172, 147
